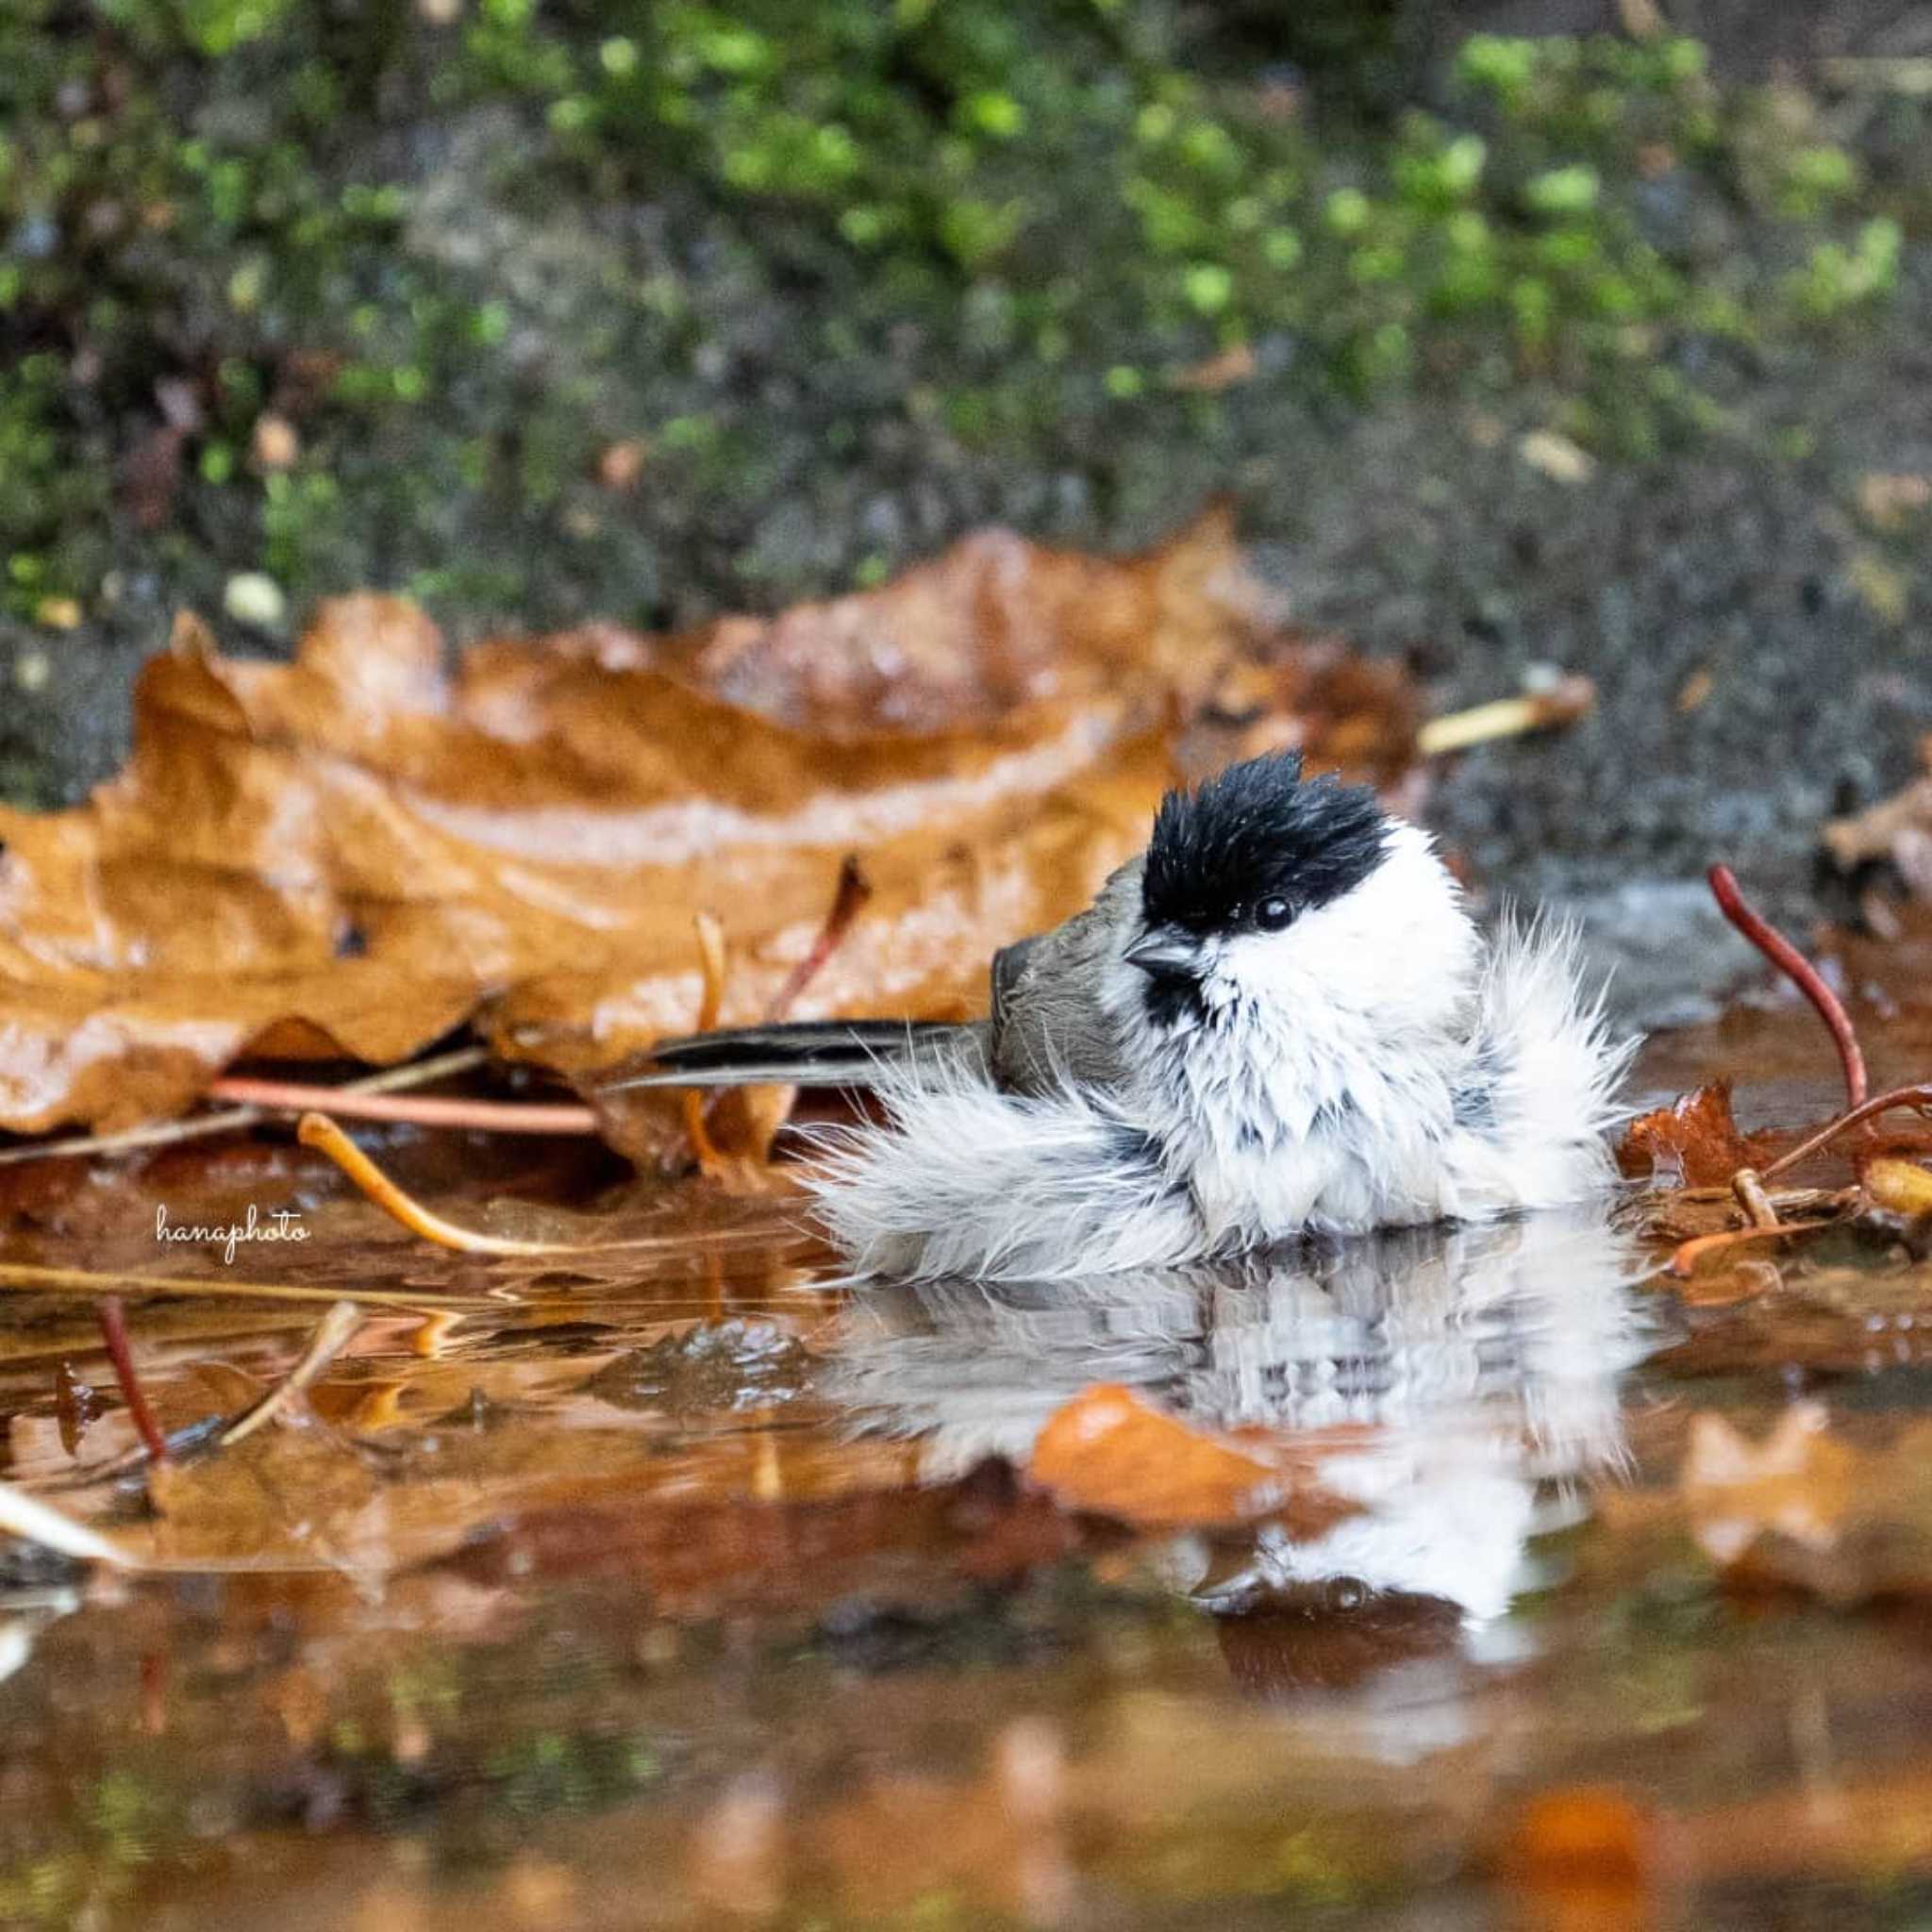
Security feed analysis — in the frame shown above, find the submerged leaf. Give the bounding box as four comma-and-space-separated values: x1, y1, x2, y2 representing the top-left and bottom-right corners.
587, 1318, 816, 1414
1026, 1382, 1360, 1532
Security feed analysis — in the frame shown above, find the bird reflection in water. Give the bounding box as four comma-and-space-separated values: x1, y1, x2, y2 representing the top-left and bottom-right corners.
829, 1205, 1653, 1693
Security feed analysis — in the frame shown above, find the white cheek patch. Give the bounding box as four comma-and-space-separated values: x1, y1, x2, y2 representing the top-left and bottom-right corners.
1214, 824, 1477, 1026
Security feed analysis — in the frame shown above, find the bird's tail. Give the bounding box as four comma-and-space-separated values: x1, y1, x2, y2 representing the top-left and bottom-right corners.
597, 1018, 970, 1092
1448, 914, 1636, 1211
803, 1055, 1201, 1281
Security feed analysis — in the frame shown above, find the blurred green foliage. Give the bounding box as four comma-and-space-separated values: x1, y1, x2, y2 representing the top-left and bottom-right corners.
0, 0, 1917, 629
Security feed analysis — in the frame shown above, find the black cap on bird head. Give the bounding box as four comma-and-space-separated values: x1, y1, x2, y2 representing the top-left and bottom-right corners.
1141, 750, 1391, 940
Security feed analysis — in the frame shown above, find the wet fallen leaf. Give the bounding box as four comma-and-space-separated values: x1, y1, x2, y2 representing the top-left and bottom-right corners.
1493, 1785, 1657, 1889
648, 507, 1259, 734
0, 512, 1422, 1139
1616, 1081, 1767, 1189
1862, 1155, 1932, 1216
1026, 1382, 1360, 1533
1678, 1404, 1857, 1567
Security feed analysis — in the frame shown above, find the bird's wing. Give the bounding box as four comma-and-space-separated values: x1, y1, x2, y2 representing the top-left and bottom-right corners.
604, 856, 1143, 1099
599, 1018, 982, 1091
989, 858, 1141, 1096
990, 934, 1040, 1034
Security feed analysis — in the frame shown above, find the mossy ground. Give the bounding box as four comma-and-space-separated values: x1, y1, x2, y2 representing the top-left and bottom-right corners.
2, 2, 1929, 970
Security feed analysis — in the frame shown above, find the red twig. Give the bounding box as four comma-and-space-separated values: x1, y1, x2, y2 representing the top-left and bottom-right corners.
206, 1078, 597, 1136
1707, 864, 1867, 1109
1759, 1082, 1932, 1183
764, 855, 874, 1023
97, 1297, 169, 1465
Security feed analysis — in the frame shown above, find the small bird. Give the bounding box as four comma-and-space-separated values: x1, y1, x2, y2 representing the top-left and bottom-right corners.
830, 1207, 1646, 1620
615, 750, 1631, 1279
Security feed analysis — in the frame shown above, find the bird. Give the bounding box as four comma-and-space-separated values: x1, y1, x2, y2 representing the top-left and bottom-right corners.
827, 1206, 1647, 1622
610, 749, 1632, 1280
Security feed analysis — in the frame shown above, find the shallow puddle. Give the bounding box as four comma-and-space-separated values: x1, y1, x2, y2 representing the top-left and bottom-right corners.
4, 1018, 1932, 1929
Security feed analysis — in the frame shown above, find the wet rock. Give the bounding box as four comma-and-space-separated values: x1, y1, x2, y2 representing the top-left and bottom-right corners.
1556, 879, 1767, 1031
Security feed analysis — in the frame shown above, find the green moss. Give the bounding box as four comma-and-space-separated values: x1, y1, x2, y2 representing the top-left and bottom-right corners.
0, 1, 1921, 652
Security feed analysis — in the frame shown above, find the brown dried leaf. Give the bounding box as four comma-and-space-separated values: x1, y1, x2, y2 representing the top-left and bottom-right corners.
141, 1385, 930, 1581
1026, 1381, 1361, 1532
0, 514, 1419, 1139
649, 505, 1262, 734
1616, 1081, 1770, 1189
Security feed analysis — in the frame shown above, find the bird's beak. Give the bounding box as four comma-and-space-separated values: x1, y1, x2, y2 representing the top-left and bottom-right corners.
1124, 928, 1199, 978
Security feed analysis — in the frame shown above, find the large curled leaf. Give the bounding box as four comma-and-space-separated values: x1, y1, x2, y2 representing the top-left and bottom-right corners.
0, 512, 1421, 1137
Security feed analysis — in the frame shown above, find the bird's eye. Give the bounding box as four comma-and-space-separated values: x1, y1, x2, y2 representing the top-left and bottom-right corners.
1254, 895, 1294, 932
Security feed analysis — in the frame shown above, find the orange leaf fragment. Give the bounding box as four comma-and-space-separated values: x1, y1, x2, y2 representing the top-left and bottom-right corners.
1617, 1080, 1766, 1189
1027, 1382, 1357, 1532
1495, 1785, 1659, 1914
1499, 1785, 1653, 1883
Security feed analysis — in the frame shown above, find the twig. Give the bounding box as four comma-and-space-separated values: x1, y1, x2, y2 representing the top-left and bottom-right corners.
1732, 1167, 1781, 1230
296, 1110, 770, 1257
0, 1046, 491, 1168
1416, 676, 1595, 757
682, 857, 874, 1174
684, 912, 729, 1172
208, 1077, 596, 1136
0, 1474, 404, 1575
1707, 865, 1868, 1109
1759, 1084, 1932, 1183
96, 1299, 169, 1465
1666, 1220, 1834, 1277
219, 1301, 364, 1448
298, 1113, 584, 1256
0, 1477, 143, 1570
765, 856, 873, 1022
0, 1262, 501, 1311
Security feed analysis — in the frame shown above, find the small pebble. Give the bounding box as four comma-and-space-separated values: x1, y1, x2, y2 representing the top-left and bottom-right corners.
1518, 428, 1595, 486
251, 413, 299, 472
224, 572, 287, 630
31, 597, 79, 632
